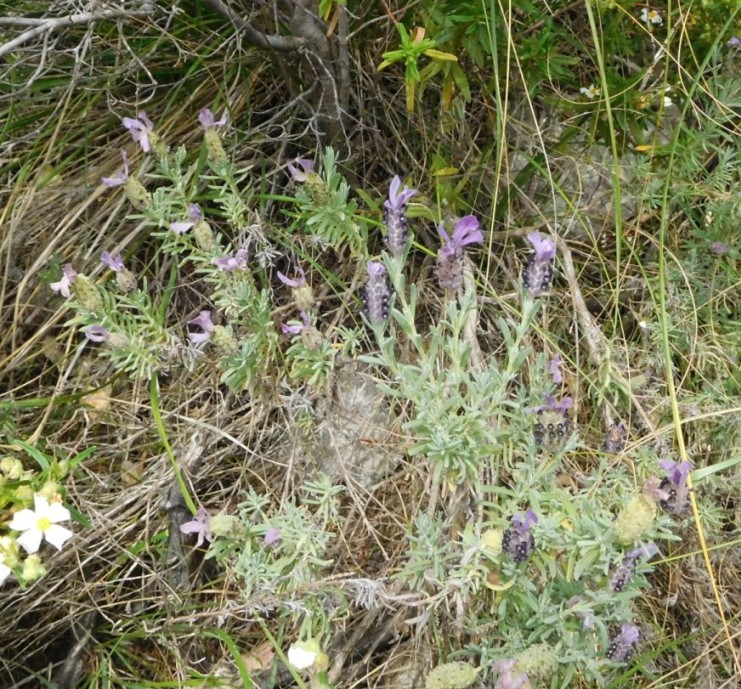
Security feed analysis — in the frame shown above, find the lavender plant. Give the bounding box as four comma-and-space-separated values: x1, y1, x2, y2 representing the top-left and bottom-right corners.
287, 147, 366, 253
52, 108, 278, 391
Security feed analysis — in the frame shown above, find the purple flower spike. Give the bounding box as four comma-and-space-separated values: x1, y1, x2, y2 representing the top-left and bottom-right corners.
213, 248, 249, 272
609, 542, 659, 592
502, 508, 538, 563
606, 623, 640, 662
287, 158, 314, 183
102, 150, 130, 188
658, 459, 693, 516
277, 268, 307, 288
383, 175, 416, 256
101, 251, 125, 272
122, 111, 154, 153
50, 264, 76, 298
187, 310, 215, 344
198, 108, 228, 130
361, 261, 391, 324
523, 231, 557, 297
436, 215, 483, 292
180, 507, 213, 548
493, 659, 529, 689
83, 325, 110, 343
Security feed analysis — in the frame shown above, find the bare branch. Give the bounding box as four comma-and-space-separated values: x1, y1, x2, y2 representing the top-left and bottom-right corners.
0, 8, 153, 59
198, 0, 306, 52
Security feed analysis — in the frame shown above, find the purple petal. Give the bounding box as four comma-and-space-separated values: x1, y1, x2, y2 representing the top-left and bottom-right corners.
263, 527, 281, 546
188, 310, 214, 331
277, 268, 307, 288
83, 325, 110, 342
282, 322, 304, 335
512, 508, 538, 531
619, 623, 640, 645
101, 251, 124, 272
727, 37, 740, 48
50, 264, 76, 298
452, 215, 483, 247
287, 158, 314, 182
170, 221, 194, 235
122, 116, 151, 153
437, 223, 452, 245
627, 542, 659, 560
188, 203, 203, 222
198, 108, 215, 129
526, 232, 557, 261
367, 261, 386, 278
546, 356, 563, 383
659, 459, 692, 486
137, 111, 154, 130
384, 175, 416, 211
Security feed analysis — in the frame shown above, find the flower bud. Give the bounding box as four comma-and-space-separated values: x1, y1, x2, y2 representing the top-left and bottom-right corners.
71, 274, 104, 313
0, 536, 20, 568
425, 661, 477, 689
0, 456, 24, 480
116, 268, 137, 293
204, 128, 228, 165
193, 219, 215, 251
514, 644, 558, 684
22, 554, 46, 581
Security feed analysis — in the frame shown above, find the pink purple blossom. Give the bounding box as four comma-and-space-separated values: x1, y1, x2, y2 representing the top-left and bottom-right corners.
198, 108, 228, 130
122, 111, 154, 153
287, 158, 314, 183
50, 264, 76, 298
187, 310, 215, 344
101, 150, 130, 188
83, 325, 110, 342
213, 249, 249, 272
180, 507, 212, 548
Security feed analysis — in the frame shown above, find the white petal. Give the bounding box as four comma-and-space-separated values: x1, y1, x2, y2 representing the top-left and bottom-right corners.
8, 508, 37, 532
33, 494, 50, 512
17, 529, 43, 554
0, 563, 10, 585
46, 502, 71, 524
44, 525, 74, 550
287, 646, 317, 670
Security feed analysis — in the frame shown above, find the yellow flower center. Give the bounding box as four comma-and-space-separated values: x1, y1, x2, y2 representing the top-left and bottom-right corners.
36, 516, 52, 532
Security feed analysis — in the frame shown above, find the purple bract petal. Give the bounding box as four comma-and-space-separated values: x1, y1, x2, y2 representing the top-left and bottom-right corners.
101, 251, 125, 272
384, 175, 416, 212
170, 221, 194, 234
277, 268, 307, 288
213, 248, 249, 272
83, 325, 110, 342
546, 356, 563, 383
188, 203, 203, 222
102, 150, 130, 187
50, 264, 76, 298
526, 231, 557, 261
180, 507, 212, 548
658, 459, 692, 486
187, 310, 215, 344
198, 108, 228, 130
122, 112, 154, 153
452, 215, 483, 247
512, 508, 538, 531
287, 158, 314, 182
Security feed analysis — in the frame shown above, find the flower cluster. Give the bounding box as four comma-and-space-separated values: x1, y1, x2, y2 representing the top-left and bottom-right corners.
502, 508, 538, 563
361, 261, 391, 324
435, 215, 484, 293
608, 542, 659, 593
522, 231, 556, 297
383, 175, 416, 256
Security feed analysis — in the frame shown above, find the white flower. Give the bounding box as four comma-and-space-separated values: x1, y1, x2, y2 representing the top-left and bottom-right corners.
640, 8, 662, 25
8, 494, 73, 554
663, 96, 673, 107
580, 84, 601, 99
287, 643, 318, 670
0, 555, 10, 586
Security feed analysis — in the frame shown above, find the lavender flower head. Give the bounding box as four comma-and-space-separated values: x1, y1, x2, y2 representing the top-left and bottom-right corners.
606, 623, 640, 662
502, 508, 538, 563
122, 111, 154, 153
658, 459, 692, 515
435, 215, 483, 293
198, 108, 228, 130
529, 395, 573, 451
361, 261, 391, 324
213, 249, 249, 272
287, 158, 315, 183
188, 310, 215, 344
50, 264, 76, 298
101, 150, 130, 188
493, 659, 530, 689
608, 542, 659, 592
523, 231, 557, 297
383, 175, 416, 256
180, 507, 212, 548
